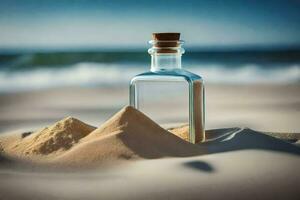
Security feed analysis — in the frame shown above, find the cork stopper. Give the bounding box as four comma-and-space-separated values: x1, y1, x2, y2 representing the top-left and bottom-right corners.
152, 33, 180, 41
151, 33, 181, 53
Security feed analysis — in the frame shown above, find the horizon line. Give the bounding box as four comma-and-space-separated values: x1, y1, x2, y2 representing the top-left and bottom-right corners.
1, 44, 300, 54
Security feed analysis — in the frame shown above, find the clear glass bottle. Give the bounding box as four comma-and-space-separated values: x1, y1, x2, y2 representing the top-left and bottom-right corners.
130, 33, 205, 143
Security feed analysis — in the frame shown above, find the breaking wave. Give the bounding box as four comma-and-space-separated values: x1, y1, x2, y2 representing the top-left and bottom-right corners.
0, 62, 299, 92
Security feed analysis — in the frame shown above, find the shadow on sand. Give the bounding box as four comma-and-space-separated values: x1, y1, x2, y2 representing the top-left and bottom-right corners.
203, 127, 300, 156
183, 128, 300, 173
183, 160, 215, 172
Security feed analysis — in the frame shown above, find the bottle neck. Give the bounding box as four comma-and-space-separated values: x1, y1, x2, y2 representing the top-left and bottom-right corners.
151, 54, 182, 71
148, 39, 185, 72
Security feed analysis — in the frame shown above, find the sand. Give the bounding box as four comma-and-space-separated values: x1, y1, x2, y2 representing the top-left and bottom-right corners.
0, 84, 300, 199
168, 124, 189, 141
0, 126, 300, 200
52, 106, 205, 167
0, 106, 204, 168
2, 105, 298, 169
0, 117, 95, 165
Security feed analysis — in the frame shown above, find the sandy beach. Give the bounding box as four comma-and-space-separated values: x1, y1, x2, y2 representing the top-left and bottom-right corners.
1, 0, 300, 199
0, 84, 300, 200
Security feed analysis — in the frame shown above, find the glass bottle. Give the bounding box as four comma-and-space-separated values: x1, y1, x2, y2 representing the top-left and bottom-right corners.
130, 33, 205, 143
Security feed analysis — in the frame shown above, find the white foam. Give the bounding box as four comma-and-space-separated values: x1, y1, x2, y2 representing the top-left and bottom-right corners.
188, 63, 300, 84
0, 62, 299, 92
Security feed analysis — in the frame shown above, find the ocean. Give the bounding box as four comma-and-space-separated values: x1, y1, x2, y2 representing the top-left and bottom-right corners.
0, 49, 299, 92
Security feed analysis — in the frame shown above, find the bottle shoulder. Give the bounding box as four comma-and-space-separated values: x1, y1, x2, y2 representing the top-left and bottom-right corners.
131, 68, 203, 83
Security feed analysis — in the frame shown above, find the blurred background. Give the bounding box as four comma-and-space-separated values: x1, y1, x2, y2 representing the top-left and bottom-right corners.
0, 0, 299, 133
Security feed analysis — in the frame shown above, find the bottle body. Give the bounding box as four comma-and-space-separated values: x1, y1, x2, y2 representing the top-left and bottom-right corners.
130, 68, 205, 143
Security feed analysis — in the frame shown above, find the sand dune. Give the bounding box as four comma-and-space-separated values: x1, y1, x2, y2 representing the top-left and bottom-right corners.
1, 106, 299, 170
0, 106, 204, 168
52, 107, 203, 167
3, 117, 95, 159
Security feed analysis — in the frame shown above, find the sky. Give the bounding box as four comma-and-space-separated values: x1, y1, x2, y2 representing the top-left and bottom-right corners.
0, 0, 300, 49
